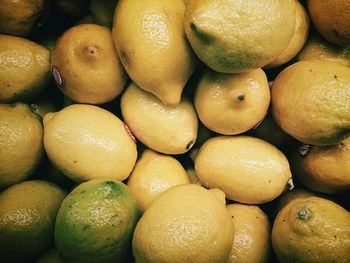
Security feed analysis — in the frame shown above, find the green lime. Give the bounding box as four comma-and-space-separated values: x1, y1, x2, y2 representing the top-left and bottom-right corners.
55, 179, 140, 263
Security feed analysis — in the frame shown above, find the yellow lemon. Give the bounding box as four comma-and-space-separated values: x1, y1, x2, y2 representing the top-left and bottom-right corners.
113, 0, 196, 105
0, 34, 51, 103
194, 68, 270, 135
0, 0, 49, 36
0, 103, 44, 189
266, 0, 310, 68
121, 83, 198, 155
55, 179, 140, 263
307, 0, 350, 46
271, 60, 350, 146
51, 24, 127, 104
127, 149, 189, 212
297, 32, 350, 66
272, 196, 350, 263
291, 138, 350, 194
195, 136, 293, 204
0, 180, 65, 262
226, 204, 271, 263
43, 104, 137, 183
184, 0, 296, 73
132, 184, 234, 263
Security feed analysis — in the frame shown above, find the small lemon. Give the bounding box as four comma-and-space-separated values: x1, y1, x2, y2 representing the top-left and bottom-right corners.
184, 0, 296, 73
194, 68, 270, 135
272, 60, 350, 146
0, 180, 65, 262
55, 179, 140, 263
226, 204, 271, 263
132, 184, 234, 263
51, 24, 128, 104
297, 32, 350, 66
195, 136, 293, 204
0, 34, 51, 103
43, 104, 137, 183
113, 0, 196, 105
0, 103, 44, 189
121, 82, 198, 155
127, 149, 189, 212
291, 139, 350, 194
272, 196, 350, 263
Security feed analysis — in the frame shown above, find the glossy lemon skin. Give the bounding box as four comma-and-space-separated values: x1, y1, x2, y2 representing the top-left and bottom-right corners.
121, 83, 198, 155
195, 136, 292, 204
44, 104, 137, 183
132, 184, 234, 263
127, 149, 189, 212
113, 0, 196, 105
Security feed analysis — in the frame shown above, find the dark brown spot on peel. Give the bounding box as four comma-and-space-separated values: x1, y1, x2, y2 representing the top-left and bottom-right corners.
186, 141, 194, 151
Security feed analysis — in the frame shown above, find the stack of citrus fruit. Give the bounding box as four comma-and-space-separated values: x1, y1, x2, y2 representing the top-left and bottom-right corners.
0, 0, 349, 262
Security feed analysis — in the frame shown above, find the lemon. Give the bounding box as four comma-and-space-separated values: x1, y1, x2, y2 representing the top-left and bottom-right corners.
0, 180, 65, 263
0, 0, 48, 36
0, 103, 44, 189
248, 111, 294, 146
54, 0, 90, 18
307, 0, 350, 46
297, 32, 350, 66
51, 24, 128, 104
226, 204, 271, 263
272, 186, 321, 219
0, 34, 51, 103
55, 179, 140, 263
127, 149, 189, 212
43, 104, 137, 183
36, 248, 63, 263
132, 184, 234, 263
121, 82, 198, 155
195, 136, 293, 204
266, 0, 310, 68
194, 68, 270, 135
291, 138, 350, 194
90, 0, 118, 28
113, 0, 196, 105
185, 167, 203, 186
184, 0, 296, 73
272, 60, 350, 146
272, 196, 350, 263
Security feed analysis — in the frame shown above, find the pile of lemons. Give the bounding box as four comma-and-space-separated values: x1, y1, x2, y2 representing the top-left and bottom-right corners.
0, 0, 350, 262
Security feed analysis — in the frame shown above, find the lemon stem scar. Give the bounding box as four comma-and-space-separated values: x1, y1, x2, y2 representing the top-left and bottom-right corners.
297, 207, 312, 221
237, 94, 245, 101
